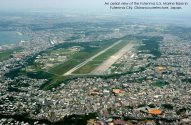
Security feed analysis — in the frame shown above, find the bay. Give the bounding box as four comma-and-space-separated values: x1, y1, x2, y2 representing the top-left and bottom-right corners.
0, 31, 29, 45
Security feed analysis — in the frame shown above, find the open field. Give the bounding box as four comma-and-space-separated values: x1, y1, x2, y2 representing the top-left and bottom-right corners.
64, 40, 122, 75
0, 47, 23, 61
33, 47, 80, 71
91, 42, 134, 75
0, 50, 12, 61
48, 39, 118, 75
73, 39, 131, 74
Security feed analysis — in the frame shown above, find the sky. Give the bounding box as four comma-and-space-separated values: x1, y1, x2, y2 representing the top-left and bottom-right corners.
0, 0, 191, 19
0, 0, 103, 12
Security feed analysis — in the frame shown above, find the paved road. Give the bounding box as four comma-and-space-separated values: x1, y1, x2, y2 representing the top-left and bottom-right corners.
63, 40, 122, 76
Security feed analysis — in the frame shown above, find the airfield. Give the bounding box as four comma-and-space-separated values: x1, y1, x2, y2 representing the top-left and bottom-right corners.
65, 40, 134, 76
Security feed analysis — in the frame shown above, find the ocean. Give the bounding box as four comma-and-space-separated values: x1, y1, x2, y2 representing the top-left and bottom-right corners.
0, 31, 29, 45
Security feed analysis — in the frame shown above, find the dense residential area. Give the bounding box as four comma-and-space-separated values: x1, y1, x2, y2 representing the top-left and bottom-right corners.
0, 13, 191, 125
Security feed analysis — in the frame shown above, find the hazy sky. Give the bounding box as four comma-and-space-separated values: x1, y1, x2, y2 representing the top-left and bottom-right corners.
0, 0, 103, 12
0, 0, 191, 19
